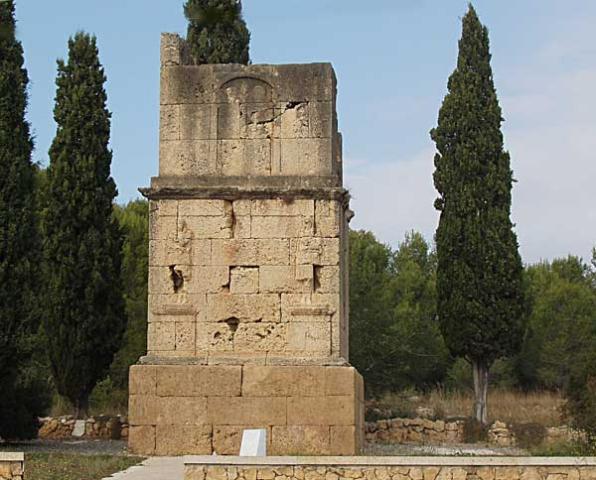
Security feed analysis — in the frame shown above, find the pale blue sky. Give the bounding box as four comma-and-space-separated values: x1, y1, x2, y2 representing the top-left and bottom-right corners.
14, 1, 596, 263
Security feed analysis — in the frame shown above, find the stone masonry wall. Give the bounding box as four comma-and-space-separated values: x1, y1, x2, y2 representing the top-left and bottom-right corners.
129, 364, 364, 456
365, 418, 465, 445
129, 34, 362, 456
184, 458, 596, 480
147, 197, 349, 363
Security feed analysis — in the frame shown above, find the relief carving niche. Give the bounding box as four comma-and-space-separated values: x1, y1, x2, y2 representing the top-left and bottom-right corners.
216, 77, 276, 176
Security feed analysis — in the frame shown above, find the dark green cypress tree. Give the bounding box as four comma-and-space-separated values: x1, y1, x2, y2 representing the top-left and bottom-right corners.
430, 4, 524, 424
0, 0, 44, 439
184, 0, 250, 64
43, 32, 126, 418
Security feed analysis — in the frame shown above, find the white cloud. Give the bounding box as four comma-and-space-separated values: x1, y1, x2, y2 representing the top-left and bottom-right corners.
345, 20, 596, 265
345, 148, 438, 249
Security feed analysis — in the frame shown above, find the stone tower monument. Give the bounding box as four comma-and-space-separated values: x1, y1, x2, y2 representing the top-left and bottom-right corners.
128, 34, 364, 456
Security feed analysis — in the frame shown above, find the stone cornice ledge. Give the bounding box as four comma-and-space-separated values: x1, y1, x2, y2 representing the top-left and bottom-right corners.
183, 456, 596, 467
140, 186, 350, 203
0, 452, 24, 462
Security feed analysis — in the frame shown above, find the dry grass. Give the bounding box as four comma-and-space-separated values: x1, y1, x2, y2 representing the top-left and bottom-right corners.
375, 389, 565, 427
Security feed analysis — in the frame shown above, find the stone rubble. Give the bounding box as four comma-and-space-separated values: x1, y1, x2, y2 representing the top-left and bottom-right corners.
37, 415, 128, 440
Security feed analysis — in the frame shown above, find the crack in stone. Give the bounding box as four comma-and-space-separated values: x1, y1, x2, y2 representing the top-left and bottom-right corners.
249, 101, 307, 126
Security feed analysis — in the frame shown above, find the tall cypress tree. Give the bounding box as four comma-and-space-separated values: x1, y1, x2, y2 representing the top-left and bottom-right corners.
43, 32, 126, 418
0, 0, 43, 438
184, 0, 250, 64
430, 4, 524, 424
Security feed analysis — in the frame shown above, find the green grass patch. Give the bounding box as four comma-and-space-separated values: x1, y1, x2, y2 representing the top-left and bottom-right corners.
26, 453, 143, 480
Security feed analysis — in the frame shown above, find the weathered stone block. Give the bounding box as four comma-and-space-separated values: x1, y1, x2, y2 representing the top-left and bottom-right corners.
128, 425, 156, 455
252, 199, 315, 217
287, 396, 356, 426
178, 199, 231, 217
156, 424, 212, 455
176, 322, 196, 351
280, 102, 310, 139
129, 395, 160, 425
206, 293, 280, 323
310, 101, 333, 138
159, 140, 216, 177
259, 266, 313, 293
160, 105, 180, 141
158, 396, 208, 426
271, 425, 330, 455
325, 366, 362, 398
160, 66, 216, 105
156, 365, 242, 397
147, 322, 176, 352
182, 216, 233, 239
242, 103, 276, 140
199, 322, 287, 354
149, 215, 177, 241
251, 215, 314, 239
211, 239, 290, 266
207, 397, 286, 425
129, 365, 157, 396
287, 321, 331, 355
187, 266, 230, 293
242, 366, 326, 397
291, 237, 340, 265
330, 425, 358, 455
230, 267, 259, 294
314, 266, 340, 293
280, 138, 332, 176
180, 104, 213, 141
217, 140, 245, 175
315, 200, 341, 237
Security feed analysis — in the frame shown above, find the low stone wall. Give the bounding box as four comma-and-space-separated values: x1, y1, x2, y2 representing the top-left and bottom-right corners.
38, 416, 129, 440
365, 418, 465, 445
184, 456, 596, 480
0, 453, 24, 480
366, 417, 583, 448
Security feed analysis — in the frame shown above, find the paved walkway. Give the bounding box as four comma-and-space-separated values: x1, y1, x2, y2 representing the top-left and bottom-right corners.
103, 457, 184, 480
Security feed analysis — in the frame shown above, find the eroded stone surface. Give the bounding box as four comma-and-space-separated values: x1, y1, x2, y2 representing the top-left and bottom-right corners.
129, 33, 362, 456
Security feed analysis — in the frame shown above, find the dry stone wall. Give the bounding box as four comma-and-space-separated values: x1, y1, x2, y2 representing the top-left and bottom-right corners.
37, 416, 128, 440
365, 418, 465, 445
0, 454, 24, 480
184, 458, 596, 480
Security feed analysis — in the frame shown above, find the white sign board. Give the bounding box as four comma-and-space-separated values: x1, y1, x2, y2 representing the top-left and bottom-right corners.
239, 429, 267, 456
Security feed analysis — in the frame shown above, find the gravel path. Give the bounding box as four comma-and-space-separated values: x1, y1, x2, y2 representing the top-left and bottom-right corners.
364, 442, 528, 456
0, 439, 129, 456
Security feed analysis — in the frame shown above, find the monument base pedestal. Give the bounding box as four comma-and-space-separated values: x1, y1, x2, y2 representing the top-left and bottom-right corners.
128, 364, 364, 456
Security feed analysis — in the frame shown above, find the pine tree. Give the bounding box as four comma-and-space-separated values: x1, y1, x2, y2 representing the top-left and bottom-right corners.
430, 4, 524, 424
0, 0, 45, 439
43, 32, 126, 418
184, 0, 250, 64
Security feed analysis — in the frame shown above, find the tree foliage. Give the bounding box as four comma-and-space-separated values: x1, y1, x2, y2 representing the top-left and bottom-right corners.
43, 32, 126, 418
430, 5, 525, 423
110, 200, 149, 391
349, 230, 448, 395
0, 0, 48, 439
517, 256, 596, 391
184, 0, 250, 64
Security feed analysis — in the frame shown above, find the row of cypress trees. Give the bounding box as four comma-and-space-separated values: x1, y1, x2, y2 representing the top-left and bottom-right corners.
0, 0, 251, 436
0, 0, 125, 432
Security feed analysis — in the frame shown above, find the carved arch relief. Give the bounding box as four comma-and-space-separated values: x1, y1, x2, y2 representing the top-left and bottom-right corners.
217, 77, 274, 104
216, 77, 277, 175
